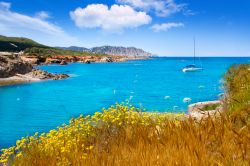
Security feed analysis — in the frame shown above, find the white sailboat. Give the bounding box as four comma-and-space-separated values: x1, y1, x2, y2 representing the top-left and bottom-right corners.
182, 38, 203, 72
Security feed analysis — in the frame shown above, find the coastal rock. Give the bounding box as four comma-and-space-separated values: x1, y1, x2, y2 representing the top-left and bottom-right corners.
188, 100, 222, 113
45, 58, 62, 64
21, 54, 143, 66
60, 60, 68, 65
53, 74, 69, 80
188, 100, 223, 120
100, 57, 113, 62
20, 56, 39, 65
0, 54, 69, 86
0, 54, 33, 78
84, 59, 92, 64
31, 69, 69, 80
31, 69, 53, 79
21, 56, 47, 65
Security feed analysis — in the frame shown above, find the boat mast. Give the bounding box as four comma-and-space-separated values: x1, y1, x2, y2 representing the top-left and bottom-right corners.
193, 37, 196, 65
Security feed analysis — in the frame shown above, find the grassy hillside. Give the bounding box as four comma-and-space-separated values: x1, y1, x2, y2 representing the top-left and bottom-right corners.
24, 47, 107, 57
0, 35, 47, 52
0, 35, 107, 57
0, 65, 250, 165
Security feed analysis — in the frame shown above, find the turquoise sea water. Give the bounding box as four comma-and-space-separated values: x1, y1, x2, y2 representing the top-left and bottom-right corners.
0, 57, 249, 148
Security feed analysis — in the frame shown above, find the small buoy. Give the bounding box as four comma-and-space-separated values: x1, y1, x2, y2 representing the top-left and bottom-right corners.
17, 98, 20, 101
164, 96, 170, 99
183, 97, 192, 103
198, 85, 205, 89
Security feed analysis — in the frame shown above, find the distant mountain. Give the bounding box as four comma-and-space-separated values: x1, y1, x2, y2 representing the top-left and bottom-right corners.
0, 35, 48, 52
0, 35, 152, 57
91, 46, 152, 57
59, 46, 152, 57
57, 46, 91, 52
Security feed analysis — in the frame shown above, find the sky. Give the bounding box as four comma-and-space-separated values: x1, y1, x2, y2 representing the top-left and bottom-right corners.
0, 0, 250, 56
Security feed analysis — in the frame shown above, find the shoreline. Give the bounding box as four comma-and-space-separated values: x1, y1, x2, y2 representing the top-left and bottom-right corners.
0, 69, 69, 86
0, 74, 41, 86
21, 55, 150, 65
0, 55, 150, 86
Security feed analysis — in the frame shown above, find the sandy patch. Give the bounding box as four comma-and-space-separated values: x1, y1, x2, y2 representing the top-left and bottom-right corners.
0, 74, 41, 86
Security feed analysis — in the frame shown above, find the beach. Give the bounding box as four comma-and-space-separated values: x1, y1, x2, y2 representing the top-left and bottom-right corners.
0, 74, 41, 86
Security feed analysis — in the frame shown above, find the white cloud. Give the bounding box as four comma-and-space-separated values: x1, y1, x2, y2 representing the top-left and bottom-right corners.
117, 0, 186, 17
151, 22, 184, 32
0, 2, 79, 46
0, 1, 10, 10
70, 4, 151, 32
35, 11, 50, 19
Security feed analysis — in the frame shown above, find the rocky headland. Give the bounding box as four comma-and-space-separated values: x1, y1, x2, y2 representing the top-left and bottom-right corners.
0, 54, 69, 86
0, 54, 33, 77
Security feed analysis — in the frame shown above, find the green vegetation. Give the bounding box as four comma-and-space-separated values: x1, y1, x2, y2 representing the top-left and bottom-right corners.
24, 47, 106, 57
224, 64, 250, 119
202, 103, 221, 111
0, 35, 106, 57
0, 64, 250, 165
0, 35, 47, 52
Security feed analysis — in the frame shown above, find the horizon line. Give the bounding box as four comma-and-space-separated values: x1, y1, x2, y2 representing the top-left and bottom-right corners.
153, 55, 250, 58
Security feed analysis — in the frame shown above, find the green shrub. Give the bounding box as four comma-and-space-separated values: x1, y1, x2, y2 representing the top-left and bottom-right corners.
224, 64, 250, 123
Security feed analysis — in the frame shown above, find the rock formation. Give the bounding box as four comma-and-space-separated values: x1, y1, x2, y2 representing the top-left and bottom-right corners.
0, 54, 33, 78
100, 57, 113, 62
60, 60, 68, 65
0, 54, 69, 81
30, 69, 69, 80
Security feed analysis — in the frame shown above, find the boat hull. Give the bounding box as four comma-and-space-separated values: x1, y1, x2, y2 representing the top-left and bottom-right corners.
182, 67, 203, 72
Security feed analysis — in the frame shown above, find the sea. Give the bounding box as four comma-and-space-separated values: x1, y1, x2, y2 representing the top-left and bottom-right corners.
0, 57, 249, 148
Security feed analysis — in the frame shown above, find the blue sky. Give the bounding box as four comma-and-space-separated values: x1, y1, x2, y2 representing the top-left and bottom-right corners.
0, 0, 250, 56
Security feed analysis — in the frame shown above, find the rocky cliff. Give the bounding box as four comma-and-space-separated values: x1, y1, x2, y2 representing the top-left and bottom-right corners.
0, 54, 69, 80
0, 54, 33, 78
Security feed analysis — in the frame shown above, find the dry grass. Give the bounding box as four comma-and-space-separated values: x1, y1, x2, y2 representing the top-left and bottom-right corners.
83, 116, 250, 166
1, 64, 250, 166
1, 106, 250, 166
